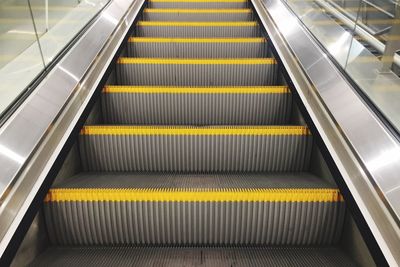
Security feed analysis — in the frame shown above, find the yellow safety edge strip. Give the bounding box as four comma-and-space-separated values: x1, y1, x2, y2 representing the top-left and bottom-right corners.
80, 126, 310, 136
137, 21, 257, 27
128, 37, 265, 43
44, 188, 343, 202
103, 86, 289, 94
117, 58, 276, 64
149, 0, 247, 2
143, 8, 251, 13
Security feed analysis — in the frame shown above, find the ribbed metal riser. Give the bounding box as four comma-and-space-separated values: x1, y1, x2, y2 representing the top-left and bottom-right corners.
101, 93, 291, 125
136, 26, 261, 37
148, 2, 248, 8
143, 13, 253, 21
45, 201, 344, 246
30, 247, 358, 267
128, 42, 268, 58
116, 64, 278, 86
79, 135, 312, 172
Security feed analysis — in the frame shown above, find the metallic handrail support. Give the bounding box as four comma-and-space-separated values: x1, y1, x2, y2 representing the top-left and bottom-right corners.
0, 0, 144, 261
252, 0, 400, 264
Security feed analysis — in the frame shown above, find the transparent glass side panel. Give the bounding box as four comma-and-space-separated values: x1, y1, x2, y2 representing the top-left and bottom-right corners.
33, 0, 110, 65
286, 0, 358, 67
286, 0, 400, 133
0, 0, 45, 115
344, 1, 400, 132
0, 0, 110, 118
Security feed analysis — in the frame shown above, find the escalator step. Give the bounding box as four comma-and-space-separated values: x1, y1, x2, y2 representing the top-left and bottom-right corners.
101, 86, 291, 125
127, 37, 268, 58
143, 8, 254, 21
116, 58, 278, 86
136, 21, 261, 37
148, 0, 248, 9
79, 126, 312, 172
44, 173, 344, 246
30, 247, 357, 267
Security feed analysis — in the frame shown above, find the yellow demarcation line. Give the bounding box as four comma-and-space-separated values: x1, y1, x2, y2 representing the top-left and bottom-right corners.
143, 8, 252, 13
44, 188, 343, 202
117, 57, 276, 64
137, 21, 257, 27
103, 86, 289, 94
80, 126, 311, 136
128, 37, 265, 43
149, 0, 247, 2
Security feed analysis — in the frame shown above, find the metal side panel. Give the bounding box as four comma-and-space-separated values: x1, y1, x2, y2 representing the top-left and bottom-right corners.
29, 247, 358, 267
44, 200, 344, 246
116, 61, 278, 86
127, 40, 268, 58
78, 130, 312, 172
148, 2, 248, 9
143, 11, 254, 21
101, 87, 291, 125
136, 25, 261, 37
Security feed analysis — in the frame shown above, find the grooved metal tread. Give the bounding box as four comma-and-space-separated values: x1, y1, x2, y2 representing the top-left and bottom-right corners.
127, 38, 268, 58
135, 23, 260, 38
44, 173, 344, 246
101, 85, 291, 125
51, 172, 336, 189
143, 9, 254, 21
46, 172, 342, 202
78, 126, 313, 172
29, 246, 358, 267
148, 1, 248, 9
116, 58, 278, 86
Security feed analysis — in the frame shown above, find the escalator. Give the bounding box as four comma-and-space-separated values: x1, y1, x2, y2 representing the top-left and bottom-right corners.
14, 0, 374, 266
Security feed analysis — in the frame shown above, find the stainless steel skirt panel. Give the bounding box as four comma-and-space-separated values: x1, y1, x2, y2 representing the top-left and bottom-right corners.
127, 41, 268, 58
135, 25, 261, 37
44, 200, 344, 246
116, 63, 278, 86
101, 91, 291, 125
79, 134, 312, 172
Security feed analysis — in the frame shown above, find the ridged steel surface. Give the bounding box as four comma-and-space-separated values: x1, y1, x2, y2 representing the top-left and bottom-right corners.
30, 247, 358, 267
116, 63, 278, 86
101, 90, 291, 125
143, 12, 253, 21
136, 25, 261, 37
148, 2, 248, 9
79, 132, 312, 172
127, 41, 268, 58
45, 200, 344, 246
51, 173, 338, 189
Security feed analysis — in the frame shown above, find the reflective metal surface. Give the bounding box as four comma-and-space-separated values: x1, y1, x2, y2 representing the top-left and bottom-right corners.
0, 0, 144, 260
252, 0, 400, 264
